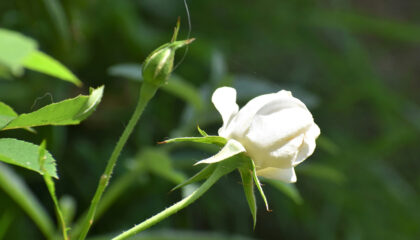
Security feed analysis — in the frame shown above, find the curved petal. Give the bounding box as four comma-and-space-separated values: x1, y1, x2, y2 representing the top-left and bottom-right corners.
242, 133, 304, 169
211, 87, 239, 137
245, 107, 313, 149
226, 92, 279, 138
294, 123, 321, 166
257, 167, 297, 183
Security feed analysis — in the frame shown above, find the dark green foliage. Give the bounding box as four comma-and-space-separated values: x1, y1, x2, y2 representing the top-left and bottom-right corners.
1, 0, 420, 239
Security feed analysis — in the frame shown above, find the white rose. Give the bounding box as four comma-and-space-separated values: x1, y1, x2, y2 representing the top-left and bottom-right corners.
212, 87, 320, 183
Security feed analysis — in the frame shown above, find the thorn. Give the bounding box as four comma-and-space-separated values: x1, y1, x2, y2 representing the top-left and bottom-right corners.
157, 140, 167, 144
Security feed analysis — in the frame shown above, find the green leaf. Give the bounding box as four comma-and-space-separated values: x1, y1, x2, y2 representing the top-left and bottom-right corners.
0, 101, 18, 129
0, 101, 18, 117
0, 28, 80, 86
0, 163, 54, 239
0, 28, 37, 74
0, 138, 57, 178
195, 139, 246, 165
239, 167, 257, 228
161, 135, 227, 147
263, 178, 303, 205
1, 86, 104, 131
22, 50, 82, 86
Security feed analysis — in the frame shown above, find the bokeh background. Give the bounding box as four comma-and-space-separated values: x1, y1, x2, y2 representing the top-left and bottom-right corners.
1, 0, 420, 239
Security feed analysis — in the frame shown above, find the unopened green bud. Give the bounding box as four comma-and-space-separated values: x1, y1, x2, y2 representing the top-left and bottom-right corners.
142, 38, 194, 87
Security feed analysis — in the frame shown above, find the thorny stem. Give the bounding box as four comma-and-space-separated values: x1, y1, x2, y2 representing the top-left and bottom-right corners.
77, 83, 158, 240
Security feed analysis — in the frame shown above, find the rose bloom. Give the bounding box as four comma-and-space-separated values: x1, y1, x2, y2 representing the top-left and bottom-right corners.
212, 87, 320, 183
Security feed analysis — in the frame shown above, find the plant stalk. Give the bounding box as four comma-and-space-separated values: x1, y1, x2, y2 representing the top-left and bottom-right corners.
77, 83, 158, 240
111, 169, 223, 240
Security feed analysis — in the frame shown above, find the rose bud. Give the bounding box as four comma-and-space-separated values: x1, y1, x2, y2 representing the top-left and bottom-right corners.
142, 38, 194, 88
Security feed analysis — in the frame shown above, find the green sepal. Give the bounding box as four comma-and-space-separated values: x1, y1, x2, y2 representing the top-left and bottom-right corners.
171, 164, 217, 191
197, 125, 208, 137
250, 159, 270, 211
239, 166, 257, 228
173, 153, 248, 192
160, 135, 227, 147
170, 17, 181, 43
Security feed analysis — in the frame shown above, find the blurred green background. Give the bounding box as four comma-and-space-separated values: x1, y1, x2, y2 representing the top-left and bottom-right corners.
1, 0, 420, 239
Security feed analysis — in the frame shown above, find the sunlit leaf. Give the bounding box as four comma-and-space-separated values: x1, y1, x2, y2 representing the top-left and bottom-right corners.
0, 28, 37, 74
0, 101, 18, 129
23, 50, 82, 86
1, 86, 104, 131
0, 138, 57, 178
0, 28, 81, 86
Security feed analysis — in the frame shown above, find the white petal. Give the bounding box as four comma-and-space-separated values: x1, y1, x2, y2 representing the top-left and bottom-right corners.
294, 123, 321, 166
226, 92, 279, 138
260, 134, 304, 168
245, 107, 313, 149
257, 167, 297, 183
211, 87, 239, 137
